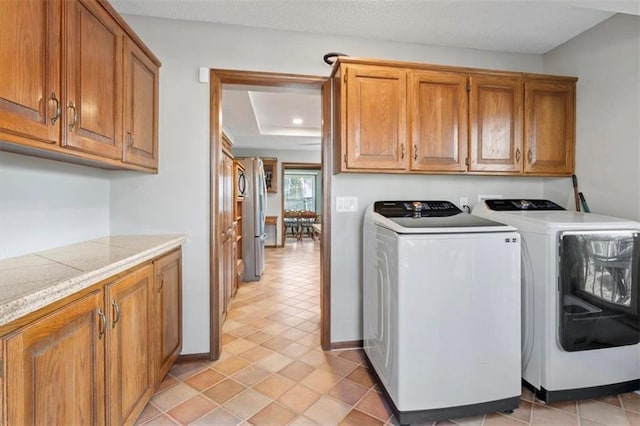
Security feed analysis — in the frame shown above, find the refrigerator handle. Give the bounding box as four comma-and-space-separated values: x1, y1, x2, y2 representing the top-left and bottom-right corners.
262, 170, 267, 216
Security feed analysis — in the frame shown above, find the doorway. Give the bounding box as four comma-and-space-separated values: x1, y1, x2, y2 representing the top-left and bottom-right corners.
209, 70, 332, 360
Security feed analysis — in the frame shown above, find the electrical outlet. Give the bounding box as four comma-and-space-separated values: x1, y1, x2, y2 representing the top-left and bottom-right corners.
336, 196, 358, 212
459, 197, 469, 208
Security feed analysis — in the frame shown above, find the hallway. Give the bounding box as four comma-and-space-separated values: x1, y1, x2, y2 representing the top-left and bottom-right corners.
136, 240, 640, 425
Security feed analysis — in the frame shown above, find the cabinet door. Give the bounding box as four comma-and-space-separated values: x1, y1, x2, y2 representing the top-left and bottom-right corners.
408, 70, 468, 172
4, 290, 105, 425
105, 265, 153, 425
224, 155, 235, 229
524, 80, 575, 175
343, 65, 407, 170
220, 237, 231, 321
123, 37, 159, 169
469, 76, 523, 173
63, 0, 122, 159
0, 0, 61, 145
153, 249, 182, 384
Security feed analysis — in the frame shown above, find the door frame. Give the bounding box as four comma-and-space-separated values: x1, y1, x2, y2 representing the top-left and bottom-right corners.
281, 162, 322, 246
209, 70, 331, 360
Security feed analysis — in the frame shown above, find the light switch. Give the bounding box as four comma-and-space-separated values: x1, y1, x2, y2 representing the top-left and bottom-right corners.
336, 196, 358, 212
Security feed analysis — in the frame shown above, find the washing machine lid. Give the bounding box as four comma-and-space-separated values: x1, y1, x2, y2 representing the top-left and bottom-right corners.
372, 201, 516, 234
472, 199, 640, 233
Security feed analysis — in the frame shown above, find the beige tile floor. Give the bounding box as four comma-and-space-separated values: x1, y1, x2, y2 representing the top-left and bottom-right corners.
137, 239, 640, 425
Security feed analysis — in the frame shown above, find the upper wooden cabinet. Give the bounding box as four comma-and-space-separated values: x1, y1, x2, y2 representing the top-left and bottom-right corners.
332, 58, 576, 176
123, 37, 159, 168
63, 0, 123, 159
408, 70, 468, 172
340, 64, 407, 171
524, 80, 575, 175
469, 75, 523, 173
0, 0, 160, 172
0, 0, 61, 146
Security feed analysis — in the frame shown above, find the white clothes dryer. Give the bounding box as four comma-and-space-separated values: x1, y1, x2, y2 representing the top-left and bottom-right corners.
473, 199, 640, 402
363, 201, 521, 424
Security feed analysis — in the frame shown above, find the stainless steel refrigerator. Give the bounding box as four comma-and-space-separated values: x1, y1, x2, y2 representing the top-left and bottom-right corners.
239, 158, 267, 281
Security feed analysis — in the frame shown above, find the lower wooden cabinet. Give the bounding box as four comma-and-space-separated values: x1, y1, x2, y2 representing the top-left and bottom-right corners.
3, 290, 106, 425
153, 249, 183, 383
105, 264, 154, 425
1, 250, 182, 425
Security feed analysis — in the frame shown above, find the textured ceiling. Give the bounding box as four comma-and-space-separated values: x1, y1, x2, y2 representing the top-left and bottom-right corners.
110, 0, 639, 54
111, 0, 639, 152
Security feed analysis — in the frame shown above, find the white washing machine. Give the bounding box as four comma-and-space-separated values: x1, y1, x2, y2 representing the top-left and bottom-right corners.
473, 199, 640, 402
363, 201, 521, 424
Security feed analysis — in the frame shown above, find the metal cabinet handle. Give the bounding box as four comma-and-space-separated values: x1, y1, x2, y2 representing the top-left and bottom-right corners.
413, 144, 418, 161
111, 300, 120, 328
400, 144, 405, 159
50, 93, 61, 125
158, 272, 165, 292
68, 102, 77, 131
127, 131, 135, 147
238, 172, 246, 196
515, 148, 521, 162
97, 308, 106, 339
527, 149, 533, 164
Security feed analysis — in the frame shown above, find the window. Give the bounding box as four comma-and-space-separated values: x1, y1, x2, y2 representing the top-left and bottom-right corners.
284, 174, 316, 211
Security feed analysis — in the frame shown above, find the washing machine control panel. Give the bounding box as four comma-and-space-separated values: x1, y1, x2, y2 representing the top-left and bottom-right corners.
374, 201, 462, 218
485, 199, 565, 211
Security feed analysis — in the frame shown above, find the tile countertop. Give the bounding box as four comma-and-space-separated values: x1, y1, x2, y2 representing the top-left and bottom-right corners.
0, 235, 187, 327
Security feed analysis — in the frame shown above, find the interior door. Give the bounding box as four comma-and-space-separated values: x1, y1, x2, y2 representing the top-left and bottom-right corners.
209, 71, 329, 362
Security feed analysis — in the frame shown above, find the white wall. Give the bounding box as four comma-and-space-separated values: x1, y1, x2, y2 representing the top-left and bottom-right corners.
0, 152, 110, 258
331, 173, 549, 340
110, 15, 547, 352
233, 148, 321, 246
543, 14, 640, 221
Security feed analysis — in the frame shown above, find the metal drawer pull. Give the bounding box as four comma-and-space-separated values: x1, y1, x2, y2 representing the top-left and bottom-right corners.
97, 308, 106, 339
400, 144, 405, 159
413, 144, 417, 161
50, 93, 61, 125
527, 149, 533, 164
68, 102, 78, 131
111, 300, 120, 328
127, 132, 135, 147
515, 148, 521, 162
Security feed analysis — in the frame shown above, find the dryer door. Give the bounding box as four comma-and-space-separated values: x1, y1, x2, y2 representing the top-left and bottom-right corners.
559, 230, 640, 351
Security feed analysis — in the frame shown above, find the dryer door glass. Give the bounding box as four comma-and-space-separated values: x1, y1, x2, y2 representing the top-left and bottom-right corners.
559, 231, 639, 351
